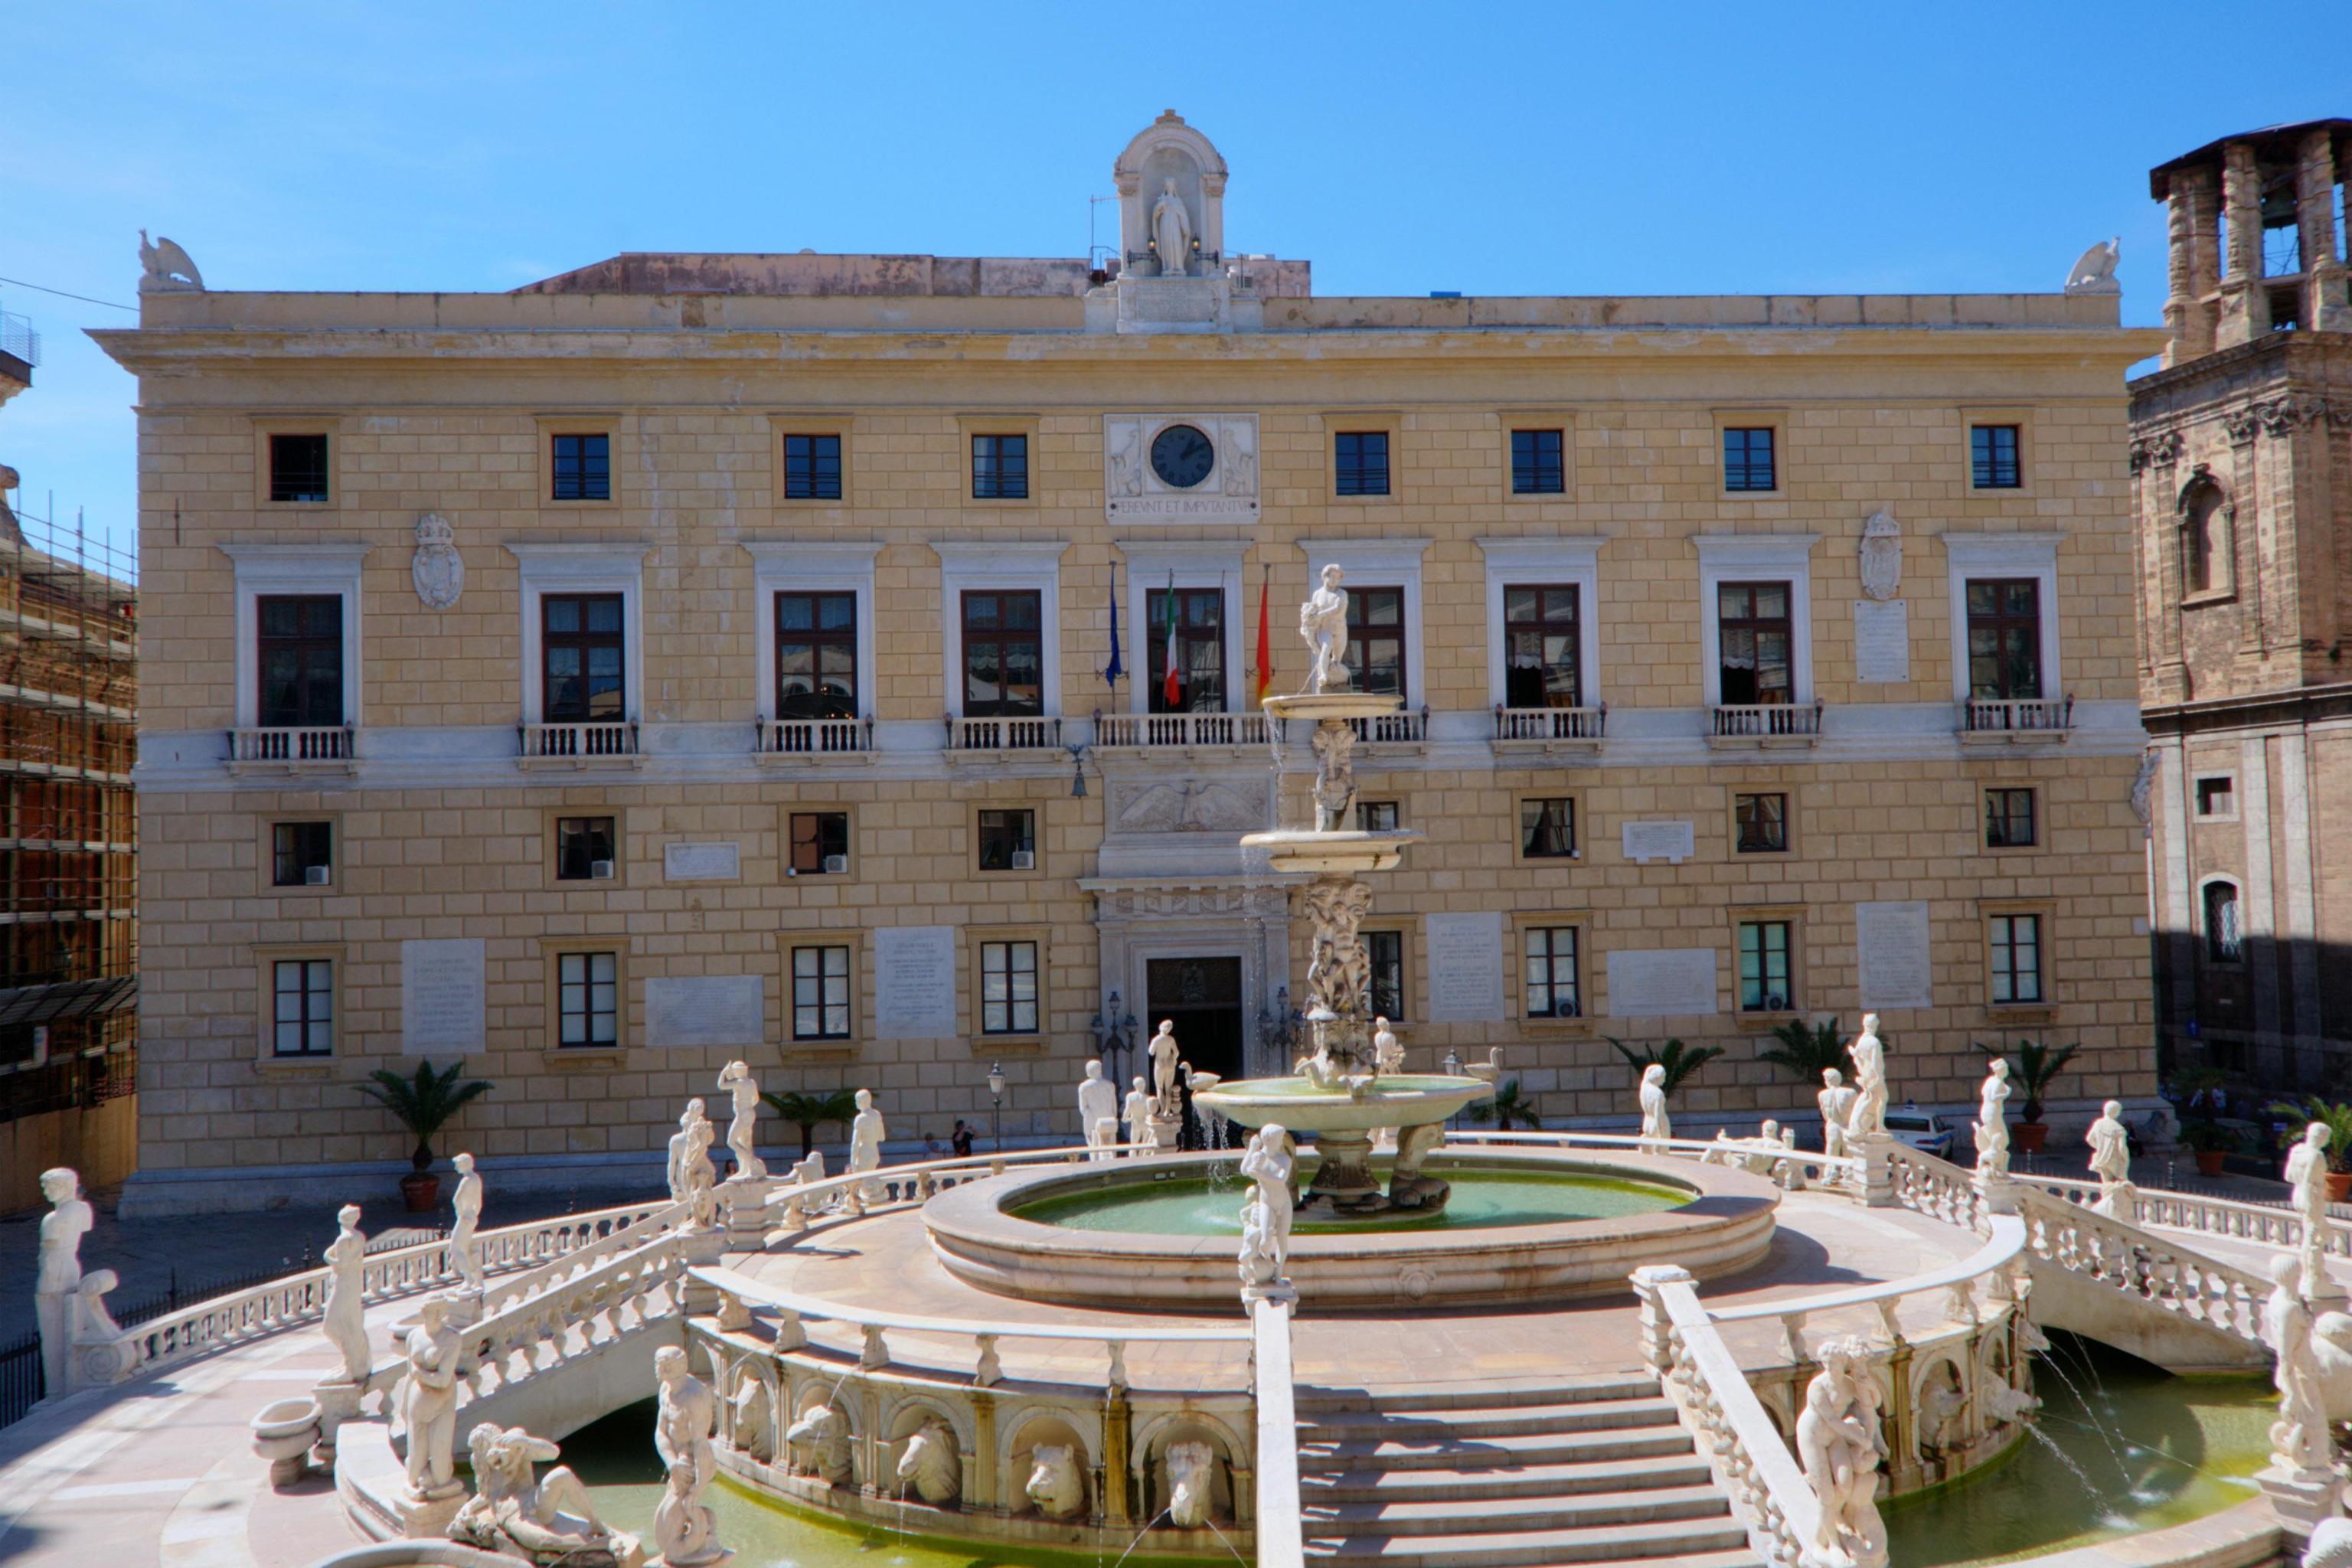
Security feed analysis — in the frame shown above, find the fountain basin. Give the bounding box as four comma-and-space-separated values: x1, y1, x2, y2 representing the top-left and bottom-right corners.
1240, 827, 1422, 875
1192, 1073, 1489, 1133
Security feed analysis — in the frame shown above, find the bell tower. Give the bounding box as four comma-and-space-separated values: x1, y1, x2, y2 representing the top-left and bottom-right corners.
2151, 119, 2352, 364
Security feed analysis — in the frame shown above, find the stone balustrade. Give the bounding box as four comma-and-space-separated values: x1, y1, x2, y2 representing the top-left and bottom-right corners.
2009, 1181, 2266, 1347
769, 1144, 1148, 1230
1446, 1128, 1862, 1188
1883, 1142, 1986, 1230
2017, 1169, 2348, 1260
436, 1231, 697, 1413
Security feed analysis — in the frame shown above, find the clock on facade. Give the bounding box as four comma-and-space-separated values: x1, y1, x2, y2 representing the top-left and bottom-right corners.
1148, 423, 1215, 489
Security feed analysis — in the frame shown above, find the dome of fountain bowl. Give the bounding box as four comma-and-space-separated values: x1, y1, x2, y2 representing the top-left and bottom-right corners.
1193, 1073, 1488, 1133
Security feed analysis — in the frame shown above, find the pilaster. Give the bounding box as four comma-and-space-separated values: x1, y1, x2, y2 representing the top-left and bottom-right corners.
2217, 144, 2266, 348
2298, 129, 2350, 333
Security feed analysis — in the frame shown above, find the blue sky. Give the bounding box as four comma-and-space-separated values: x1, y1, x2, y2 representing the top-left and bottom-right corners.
2, 2, 2344, 564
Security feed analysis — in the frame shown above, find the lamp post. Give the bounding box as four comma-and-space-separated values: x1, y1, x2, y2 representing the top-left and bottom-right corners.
1257, 985, 1300, 1064
987, 1062, 1007, 1155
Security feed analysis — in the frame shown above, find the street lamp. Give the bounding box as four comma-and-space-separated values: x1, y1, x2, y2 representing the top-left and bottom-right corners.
987, 1061, 1007, 1154
1257, 985, 1301, 1060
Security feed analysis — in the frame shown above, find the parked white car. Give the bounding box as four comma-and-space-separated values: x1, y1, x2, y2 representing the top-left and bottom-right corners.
1883, 1105, 1955, 1161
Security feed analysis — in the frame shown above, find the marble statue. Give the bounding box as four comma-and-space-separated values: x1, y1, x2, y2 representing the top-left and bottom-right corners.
34, 1167, 92, 1393
1123, 1077, 1155, 1154
1797, 1335, 1888, 1568
1975, 1060, 2011, 1178
1299, 564, 1350, 694
2063, 237, 2122, 296
1150, 176, 1194, 276
1026, 1443, 1085, 1519
847, 1089, 885, 1203
137, 229, 204, 292
1309, 718, 1357, 831
1239, 1125, 1295, 1271
1373, 1018, 1403, 1075
652, 1452, 728, 1566
1818, 1069, 1856, 1161
652, 1345, 720, 1561
1916, 1362, 1964, 1454
786, 1402, 851, 1485
789, 1150, 826, 1187
447, 1152, 485, 1291
1748, 1120, 1784, 1176
2086, 1099, 2132, 1211
730, 1377, 773, 1462
1165, 1440, 1218, 1529
397, 1297, 464, 1499
1078, 1060, 1120, 1161
2264, 1251, 2335, 1478
322, 1204, 373, 1385
1148, 1021, 1182, 1116
1778, 1125, 1807, 1191
896, 1419, 962, 1507
717, 1060, 766, 1181
668, 1100, 719, 1229
410, 513, 463, 611
452, 1421, 617, 1562
2305, 1517, 2352, 1568
1237, 1191, 1280, 1292
1845, 1015, 1889, 1142
1637, 1064, 1671, 1152
2285, 1122, 2337, 1299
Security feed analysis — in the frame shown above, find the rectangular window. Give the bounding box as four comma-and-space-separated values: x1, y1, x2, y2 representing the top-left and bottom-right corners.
272, 959, 333, 1056
1737, 921, 1793, 1012
1334, 431, 1390, 497
551, 433, 611, 501
272, 822, 333, 887
776, 590, 858, 719
1147, 587, 1225, 714
980, 939, 1039, 1034
268, 433, 330, 503
978, 808, 1036, 871
1344, 586, 1406, 700
789, 812, 851, 875
557, 952, 619, 1047
972, 434, 1029, 500
1734, 792, 1787, 854
1511, 429, 1565, 495
1521, 797, 1576, 858
555, 815, 617, 881
1990, 913, 2043, 1004
256, 594, 343, 728
2196, 777, 2235, 817
791, 945, 852, 1040
961, 590, 1044, 717
1984, 788, 2037, 849
783, 433, 843, 501
1368, 930, 1405, 1021
1524, 927, 1581, 1018
1723, 426, 1776, 492
1970, 425, 2022, 488
1502, 583, 1581, 708
1965, 579, 2042, 701
1717, 581, 1793, 705
542, 593, 626, 721
1357, 800, 1400, 832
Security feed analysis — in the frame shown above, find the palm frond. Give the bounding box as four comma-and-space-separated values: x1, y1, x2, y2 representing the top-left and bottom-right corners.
354, 1060, 492, 1171
1756, 1018, 1852, 1082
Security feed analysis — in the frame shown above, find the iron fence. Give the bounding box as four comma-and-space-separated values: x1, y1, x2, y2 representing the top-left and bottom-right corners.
0, 1331, 38, 1429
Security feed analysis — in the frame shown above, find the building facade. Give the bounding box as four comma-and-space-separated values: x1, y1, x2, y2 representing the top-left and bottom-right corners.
102, 115, 2159, 1212
2132, 119, 2352, 1086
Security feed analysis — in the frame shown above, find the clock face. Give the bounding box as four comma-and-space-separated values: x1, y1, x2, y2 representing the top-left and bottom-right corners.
1149, 423, 1215, 489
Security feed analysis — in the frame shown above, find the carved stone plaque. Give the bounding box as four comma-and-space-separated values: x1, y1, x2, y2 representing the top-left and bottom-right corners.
1621, 822, 1697, 865
663, 841, 741, 881
1103, 413, 1259, 524
1606, 949, 1719, 1018
1424, 912, 1505, 1022
645, 975, 766, 1050
1854, 599, 1909, 684
1856, 900, 1933, 1011
874, 927, 958, 1040
402, 939, 485, 1055
1109, 777, 1268, 835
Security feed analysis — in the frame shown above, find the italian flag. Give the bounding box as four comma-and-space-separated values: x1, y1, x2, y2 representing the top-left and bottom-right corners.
1161, 572, 1181, 708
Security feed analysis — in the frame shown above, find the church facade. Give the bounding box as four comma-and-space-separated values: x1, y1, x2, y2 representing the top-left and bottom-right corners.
101, 113, 2161, 1210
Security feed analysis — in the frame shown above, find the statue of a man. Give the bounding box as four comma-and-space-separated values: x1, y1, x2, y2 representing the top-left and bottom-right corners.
447, 1152, 485, 1291
2086, 1099, 2132, 1211
1148, 1021, 1182, 1116
1373, 1018, 1404, 1075
1845, 1014, 1888, 1142
2285, 1121, 2336, 1298
848, 1089, 885, 1201
1078, 1060, 1119, 1161
1150, 176, 1193, 277
717, 1060, 766, 1181
1122, 1076, 1154, 1155
397, 1297, 463, 1499
322, 1204, 374, 1386
1796, 1336, 1886, 1568
1975, 1060, 2011, 1178
1637, 1063, 1671, 1152
1239, 1126, 1295, 1266
1818, 1069, 1856, 1161
1298, 565, 1349, 694
668, 1100, 719, 1229
35, 1168, 92, 1393
2262, 1251, 2334, 1476
652, 1346, 724, 1565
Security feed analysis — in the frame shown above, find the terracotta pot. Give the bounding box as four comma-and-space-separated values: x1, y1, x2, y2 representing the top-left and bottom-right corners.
2328, 1171, 2351, 1204
2194, 1149, 2227, 1178
399, 1171, 441, 1213
2011, 1121, 2049, 1155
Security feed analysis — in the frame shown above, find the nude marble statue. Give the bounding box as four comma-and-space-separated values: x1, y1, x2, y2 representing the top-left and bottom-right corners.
1818, 1068, 1856, 1161
1148, 1021, 1182, 1116
1845, 1014, 1888, 1142
1078, 1060, 1120, 1161
848, 1089, 885, 1202
397, 1297, 464, 1499
322, 1204, 373, 1385
1637, 1063, 1671, 1152
446, 1152, 484, 1291
1298, 564, 1349, 694
717, 1060, 766, 1181
1975, 1060, 2011, 1178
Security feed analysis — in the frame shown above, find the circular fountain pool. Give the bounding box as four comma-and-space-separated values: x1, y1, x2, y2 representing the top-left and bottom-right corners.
926, 1148, 1780, 1311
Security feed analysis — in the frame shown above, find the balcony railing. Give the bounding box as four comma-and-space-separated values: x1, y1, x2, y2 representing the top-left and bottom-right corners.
1344, 707, 1428, 747
1492, 704, 1606, 753
1959, 695, 2073, 741
518, 720, 640, 763
947, 715, 1062, 753
228, 725, 355, 769
1093, 710, 1270, 750
0, 312, 38, 369
1707, 701, 1824, 746
757, 717, 871, 758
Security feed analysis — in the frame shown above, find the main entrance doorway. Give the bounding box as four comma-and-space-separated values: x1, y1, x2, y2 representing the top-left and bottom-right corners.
1145, 957, 1245, 1083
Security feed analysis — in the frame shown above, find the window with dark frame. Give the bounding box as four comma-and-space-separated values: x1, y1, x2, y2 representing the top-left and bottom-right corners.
557, 952, 618, 1047
1147, 587, 1226, 714
2203, 882, 2243, 963
783, 433, 843, 501
1357, 800, 1400, 832
1511, 429, 1566, 495
789, 812, 851, 875
1738, 920, 1793, 1012
542, 594, 626, 722
1521, 797, 1576, 858
272, 822, 333, 887
1989, 913, 2043, 1004
550, 433, 611, 501
1334, 431, 1390, 496
1344, 586, 1406, 700
268, 434, 331, 503
1367, 930, 1405, 1021
960, 590, 1044, 717
1502, 583, 1581, 708
971, 434, 1029, 500
1716, 581, 1793, 705
2196, 777, 2235, 816
1965, 579, 2043, 701
1984, 788, 2038, 849
978, 808, 1036, 871
1723, 426, 1776, 492
776, 591, 857, 719
256, 595, 344, 727
1734, 792, 1787, 853
1971, 425, 2022, 488
554, 815, 616, 880
273, 958, 333, 1056
980, 939, 1038, 1034
1524, 926, 1580, 1018
792, 945, 852, 1039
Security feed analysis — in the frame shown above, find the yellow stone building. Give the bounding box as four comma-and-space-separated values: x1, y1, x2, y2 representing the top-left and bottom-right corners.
99, 114, 2163, 1210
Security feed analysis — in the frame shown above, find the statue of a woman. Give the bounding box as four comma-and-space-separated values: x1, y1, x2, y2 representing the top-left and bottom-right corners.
397, 1298, 463, 1499
848, 1089, 885, 1202
1150, 177, 1193, 277
1975, 1060, 2011, 1177
2285, 1122, 2337, 1297
446, 1152, 484, 1291
322, 1204, 373, 1385
2086, 1099, 2132, 1212
1239, 1126, 1295, 1266
1637, 1063, 1671, 1152
2262, 1251, 2334, 1476
1797, 1336, 1887, 1568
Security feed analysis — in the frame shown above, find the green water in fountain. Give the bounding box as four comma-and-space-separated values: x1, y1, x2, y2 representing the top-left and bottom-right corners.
1008, 1162, 1684, 1235
1882, 1335, 2272, 1566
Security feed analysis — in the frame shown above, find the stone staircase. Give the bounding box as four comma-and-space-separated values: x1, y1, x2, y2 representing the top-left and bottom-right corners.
1295, 1372, 1759, 1567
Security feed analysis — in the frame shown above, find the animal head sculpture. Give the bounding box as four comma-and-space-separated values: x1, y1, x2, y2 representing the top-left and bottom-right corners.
1165, 1440, 1220, 1529
1024, 1443, 1085, 1518
894, 1420, 962, 1507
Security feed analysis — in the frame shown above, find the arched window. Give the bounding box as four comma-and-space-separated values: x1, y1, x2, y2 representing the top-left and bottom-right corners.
2180, 473, 2230, 597
2203, 880, 2243, 963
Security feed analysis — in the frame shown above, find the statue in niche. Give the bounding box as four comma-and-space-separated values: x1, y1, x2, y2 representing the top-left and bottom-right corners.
1151, 177, 1194, 277
1299, 565, 1350, 694
1857, 508, 1901, 603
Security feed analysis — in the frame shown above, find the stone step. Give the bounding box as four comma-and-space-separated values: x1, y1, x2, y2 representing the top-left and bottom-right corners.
1303, 1481, 1730, 1538
1298, 1424, 1697, 1472
1298, 1452, 1713, 1504
1298, 1396, 1679, 1444
1301, 1514, 1753, 1567
1295, 1375, 1659, 1414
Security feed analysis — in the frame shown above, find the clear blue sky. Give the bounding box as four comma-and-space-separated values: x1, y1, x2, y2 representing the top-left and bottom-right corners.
3, 2, 2344, 565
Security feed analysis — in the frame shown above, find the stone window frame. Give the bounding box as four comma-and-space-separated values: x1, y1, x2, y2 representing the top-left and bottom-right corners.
782, 802, 860, 883
1506, 909, 1597, 1035
534, 415, 626, 512
775, 926, 868, 1060
742, 541, 882, 725
1114, 541, 1248, 717
253, 943, 344, 1070
1302, 537, 1432, 710
1691, 534, 1818, 707
2176, 466, 2238, 605
544, 805, 629, 892
1980, 782, 2041, 855
967, 924, 1051, 1051
2192, 773, 2239, 822
1727, 789, 1795, 858
2197, 875, 2246, 967
505, 542, 650, 727
787, 939, 858, 1044
954, 414, 1042, 510
1499, 410, 1576, 501
1711, 408, 1788, 498
1356, 797, 1406, 833
1960, 407, 2037, 500
1938, 533, 2063, 705
972, 802, 1046, 880
1364, 923, 1415, 1027
1321, 412, 1403, 505
257, 812, 341, 898
1476, 537, 1606, 712
218, 543, 370, 733
1980, 900, 2058, 1019
1728, 906, 1805, 1018
769, 414, 855, 508
931, 541, 1067, 723
250, 415, 347, 511
1510, 789, 1585, 864
539, 937, 631, 1060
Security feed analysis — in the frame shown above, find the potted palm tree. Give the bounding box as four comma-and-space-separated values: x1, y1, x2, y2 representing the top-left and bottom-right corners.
2177, 1119, 2240, 1178
1606, 1037, 1726, 1101
1971, 1038, 2076, 1155
1467, 1078, 1542, 1131
1756, 1017, 1854, 1084
2266, 1095, 2352, 1201
762, 1087, 863, 1159
358, 1060, 493, 1212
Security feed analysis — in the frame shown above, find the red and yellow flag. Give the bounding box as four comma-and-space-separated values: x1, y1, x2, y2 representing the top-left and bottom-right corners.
1254, 566, 1272, 703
